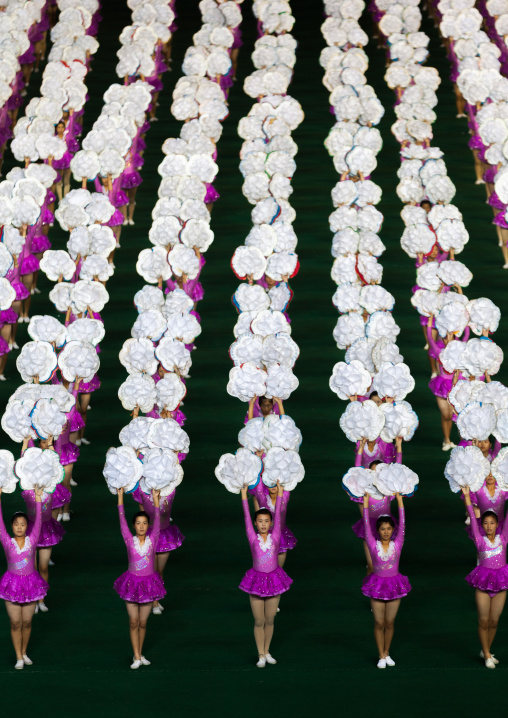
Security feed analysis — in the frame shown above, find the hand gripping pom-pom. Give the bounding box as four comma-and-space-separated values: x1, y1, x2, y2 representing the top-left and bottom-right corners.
444, 446, 491, 493
373, 463, 419, 498
103, 446, 143, 495
262, 448, 304, 491
118, 374, 157, 413
15, 448, 64, 494
340, 400, 385, 443
215, 449, 263, 493
342, 466, 383, 500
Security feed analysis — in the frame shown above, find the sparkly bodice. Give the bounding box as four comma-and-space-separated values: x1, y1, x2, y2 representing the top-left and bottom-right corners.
467, 504, 508, 569
243, 496, 281, 573
23, 490, 53, 523
133, 489, 175, 531
0, 502, 41, 576
470, 483, 508, 523
250, 485, 289, 532
363, 506, 405, 578
118, 505, 160, 577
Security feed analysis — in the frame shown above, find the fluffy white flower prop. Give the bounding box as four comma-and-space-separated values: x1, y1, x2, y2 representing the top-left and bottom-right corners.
227, 362, 267, 402
140, 448, 184, 496
435, 302, 469, 338
66, 318, 105, 347
134, 285, 165, 314
444, 446, 490, 493
147, 418, 190, 454
365, 311, 400, 342
180, 218, 214, 252
262, 447, 304, 490
28, 315, 67, 348
345, 337, 377, 374
251, 309, 290, 337
215, 449, 263, 493
440, 339, 467, 373
448, 380, 485, 414
340, 399, 385, 442
0, 451, 17, 494
372, 362, 415, 401
372, 338, 404, 371
156, 374, 187, 411
1, 401, 35, 443
231, 245, 267, 280
14, 446, 63, 494
263, 415, 302, 451
373, 463, 419, 497
103, 446, 143, 494
333, 313, 365, 349
463, 338, 504, 378
79, 254, 114, 282
491, 448, 508, 489
58, 340, 99, 382
437, 260, 473, 288
131, 309, 167, 342
155, 338, 192, 375
467, 298, 501, 336
16, 341, 57, 383
234, 284, 270, 313
360, 286, 395, 314
119, 417, 155, 452
70, 280, 109, 313
230, 335, 264, 366
30, 399, 67, 440
239, 418, 265, 453
136, 247, 172, 284
164, 289, 195, 316
167, 245, 201, 279
262, 333, 300, 368
39, 250, 76, 282
380, 400, 419, 442
265, 251, 298, 281
342, 466, 382, 500
416, 262, 442, 291
119, 338, 157, 376
264, 363, 299, 400
329, 360, 372, 400
118, 373, 156, 413
332, 283, 362, 313
165, 312, 202, 344
457, 401, 497, 441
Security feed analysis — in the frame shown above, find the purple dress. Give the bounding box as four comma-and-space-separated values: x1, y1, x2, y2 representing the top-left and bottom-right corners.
239, 496, 293, 597
354, 439, 400, 468
0, 502, 48, 603
465, 504, 508, 597
466, 483, 508, 539
131, 488, 184, 553
361, 506, 411, 601
249, 484, 297, 553
113, 505, 166, 603
351, 494, 398, 540
22, 490, 65, 548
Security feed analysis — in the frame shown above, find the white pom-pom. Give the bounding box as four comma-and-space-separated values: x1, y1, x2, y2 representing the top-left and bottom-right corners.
373, 463, 419, 497
329, 360, 372, 400
16, 341, 57, 384
365, 311, 400, 343
262, 333, 299, 368
167, 245, 201, 279
463, 338, 504, 378
467, 298, 501, 336
437, 261, 473, 288
147, 418, 190, 454
379, 401, 419, 442
156, 374, 187, 411
57, 340, 99, 383
66, 318, 104, 347
435, 302, 469, 338
70, 280, 109, 313
103, 446, 143, 494
0, 451, 16, 493
119, 417, 155, 452
239, 418, 265, 453
131, 309, 167, 342
262, 447, 304, 491
215, 449, 263, 493
30, 399, 67, 441
372, 338, 404, 371
457, 401, 497, 441
15, 447, 64, 493
444, 446, 490, 493
372, 362, 415, 401
342, 466, 382, 500
251, 309, 290, 337
340, 399, 385, 442
333, 313, 365, 349
491, 448, 508, 489
265, 363, 299, 400
136, 247, 172, 284
230, 335, 264, 366
119, 338, 157, 376
231, 246, 267, 281
27, 315, 67, 348
234, 284, 270, 313
227, 362, 267, 402
1, 401, 35, 443
140, 448, 184, 496
263, 415, 302, 452
165, 312, 202, 344
39, 250, 76, 282
118, 373, 156, 413
155, 338, 192, 375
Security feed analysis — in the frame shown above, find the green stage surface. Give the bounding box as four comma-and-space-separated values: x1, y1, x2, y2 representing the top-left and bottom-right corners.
0, 1, 507, 714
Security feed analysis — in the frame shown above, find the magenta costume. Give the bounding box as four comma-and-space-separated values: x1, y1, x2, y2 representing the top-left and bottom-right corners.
361, 506, 411, 601
465, 504, 508, 597
248, 484, 296, 553
22, 490, 65, 548
0, 502, 48, 604
131, 487, 184, 553
351, 494, 398, 540
427, 327, 469, 398
465, 482, 508, 539
239, 496, 293, 597
354, 439, 401, 468
113, 505, 166, 603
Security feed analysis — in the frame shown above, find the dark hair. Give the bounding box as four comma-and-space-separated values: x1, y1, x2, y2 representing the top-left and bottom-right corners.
255, 508, 272, 521
369, 391, 379, 399
420, 200, 432, 209
259, 396, 273, 406
376, 515, 395, 531
11, 512, 28, 525
369, 460, 383, 470
56, 120, 65, 128
132, 511, 150, 525
482, 510, 499, 524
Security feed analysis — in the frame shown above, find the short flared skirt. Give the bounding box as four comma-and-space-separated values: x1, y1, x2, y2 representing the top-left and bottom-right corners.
0, 308, 18, 324
52, 482, 72, 509
204, 183, 220, 203
28, 518, 65, 548
466, 564, 508, 597
0, 336, 9, 357
0, 570, 48, 603
429, 374, 453, 399
352, 517, 398, 540
69, 406, 85, 431
78, 373, 100, 393
148, 523, 185, 553
19, 254, 40, 275
361, 572, 411, 601
105, 209, 124, 227
279, 526, 297, 553
239, 566, 293, 598
51, 152, 72, 170
57, 441, 80, 466
121, 170, 143, 189
32, 234, 52, 254
113, 570, 166, 603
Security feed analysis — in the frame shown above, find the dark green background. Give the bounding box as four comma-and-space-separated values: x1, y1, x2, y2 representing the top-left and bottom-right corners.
0, 1, 506, 713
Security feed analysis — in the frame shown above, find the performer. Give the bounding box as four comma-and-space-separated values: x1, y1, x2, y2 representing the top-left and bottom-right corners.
249, 482, 296, 567
240, 480, 292, 667
131, 486, 184, 614
355, 436, 403, 468
462, 487, 508, 669
114, 487, 165, 669
0, 486, 48, 669
362, 492, 410, 668
246, 395, 284, 423
465, 471, 508, 537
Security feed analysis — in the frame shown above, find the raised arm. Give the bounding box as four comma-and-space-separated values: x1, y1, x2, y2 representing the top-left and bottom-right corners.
248, 396, 257, 421
117, 488, 132, 545
274, 398, 285, 416
355, 438, 366, 467
0, 489, 11, 550
271, 481, 283, 541
363, 494, 376, 553
150, 490, 161, 548
28, 487, 43, 546
241, 486, 256, 543
394, 493, 405, 551
462, 487, 482, 550
395, 437, 403, 464
426, 318, 441, 356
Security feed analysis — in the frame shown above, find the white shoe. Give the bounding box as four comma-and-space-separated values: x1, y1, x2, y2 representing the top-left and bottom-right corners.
0, 375, 5, 381
75, 439, 82, 446
430, 372, 437, 379
485, 657, 496, 669
13, 342, 19, 349
131, 659, 142, 670
49, 559, 55, 566
152, 606, 163, 615
423, 343, 429, 350
265, 653, 277, 664
442, 441, 456, 451
14, 659, 24, 670
140, 655, 151, 666
23, 654, 33, 666
377, 658, 387, 669
38, 601, 49, 612
465, 515, 471, 525
385, 655, 395, 667
475, 179, 485, 185
123, 219, 129, 226
33, 287, 41, 295
128, 218, 135, 226
61, 513, 70, 522
70, 478, 78, 486
276, 607, 280, 612
81, 438, 91, 446
480, 651, 499, 664
57, 514, 63, 522
256, 656, 266, 668
503, 263, 508, 269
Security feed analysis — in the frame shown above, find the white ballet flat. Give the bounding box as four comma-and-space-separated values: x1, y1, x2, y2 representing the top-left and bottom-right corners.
480, 651, 499, 664
23, 654, 33, 666
423, 343, 429, 350
485, 657, 496, 669
140, 656, 151, 666
38, 601, 49, 612
75, 439, 82, 446
152, 606, 163, 615
61, 513, 70, 522
14, 659, 24, 670
70, 479, 78, 486
430, 372, 437, 379
81, 438, 91, 446
442, 441, 456, 452
33, 287, 41, 295
13, 342, 19, 349
123, 219, 129, 226
265, 653, 277, 665
56, 514, 63, 522
503, 264, 508, 269
377, 658, 387, 669
256, 656, 266, 668
49, 559, 55, 566
385, 655, 395, 667
0, 375, 5, 381
128, 219, 135, 226
130, 659, 142, 670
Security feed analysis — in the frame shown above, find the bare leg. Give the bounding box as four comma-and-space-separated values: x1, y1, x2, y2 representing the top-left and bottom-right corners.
263, 596, 280, 654
62, 463, 73, 516
5, 601, 23, 659
126, 602, 141, 660
363, 540, 374, 574
153, 552, 170, 608
20, 602, 36, 655
249, 594, 267, 657
138, 603, 152, 656
382, 599, 401, 657
370, 599, 387, 659
37, 548, 52, 602
436, 396, 453, 444
277, 552, 287, 568
476, 589, 493, 658
488, 590, 507, 652
63, 168, 71, 196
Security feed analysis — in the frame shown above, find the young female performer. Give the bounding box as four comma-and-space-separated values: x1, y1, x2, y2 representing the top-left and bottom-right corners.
363, 492, 410, 668
462, 487, 508, 668
355, 436, 403, 468
466, 470, 508, 537
114, 487, 165, 669
240, 480, 292, 667
249, 482, 296, 568
246, 395, 284, 423
0, 486, 48, 669
131, 486, 184, 614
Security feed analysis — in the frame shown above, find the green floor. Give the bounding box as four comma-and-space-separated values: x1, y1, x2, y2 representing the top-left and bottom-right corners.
0, 1, 507, 713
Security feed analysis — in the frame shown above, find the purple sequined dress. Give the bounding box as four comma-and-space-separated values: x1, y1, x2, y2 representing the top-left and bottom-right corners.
249, 484, 296, 552
465, 504, 508, 596
351, 494, 398, 540
131, 487, 184, 553
113, 505, 166, 603
361, 506, 411, 601
0, 502, 48, 603
23, 490, 65, 548
239, 496, 293, 597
